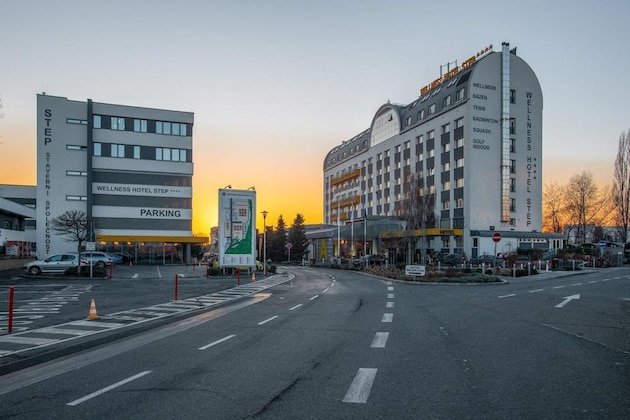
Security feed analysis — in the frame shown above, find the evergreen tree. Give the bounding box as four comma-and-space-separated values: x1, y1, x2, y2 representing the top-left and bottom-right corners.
288, 213, 307, 263
268, 215, 287, 262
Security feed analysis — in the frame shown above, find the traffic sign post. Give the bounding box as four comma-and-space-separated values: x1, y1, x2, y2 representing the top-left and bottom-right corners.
492, 232, 501, 260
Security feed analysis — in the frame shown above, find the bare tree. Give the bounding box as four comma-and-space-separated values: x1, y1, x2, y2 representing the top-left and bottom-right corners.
564, 171, 611, 244
397, 172, 436, 265
613, 130, 630, 244
542, 181, 566, 233
50, 210, 90, 253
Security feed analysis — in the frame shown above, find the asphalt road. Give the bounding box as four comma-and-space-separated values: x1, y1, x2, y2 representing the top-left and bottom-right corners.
0, 266, 628, 419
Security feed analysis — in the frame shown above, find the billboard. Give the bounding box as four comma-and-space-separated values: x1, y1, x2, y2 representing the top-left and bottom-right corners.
218, 188, 256, 268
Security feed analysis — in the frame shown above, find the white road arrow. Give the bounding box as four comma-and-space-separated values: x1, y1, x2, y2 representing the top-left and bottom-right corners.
555, 294, 580, 308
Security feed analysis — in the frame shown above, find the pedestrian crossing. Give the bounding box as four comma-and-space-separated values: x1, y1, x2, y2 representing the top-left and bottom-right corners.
0, 273, 293, 360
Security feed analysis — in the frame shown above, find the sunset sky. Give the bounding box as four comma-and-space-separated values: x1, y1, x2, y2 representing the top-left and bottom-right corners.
1, 0, 628, 234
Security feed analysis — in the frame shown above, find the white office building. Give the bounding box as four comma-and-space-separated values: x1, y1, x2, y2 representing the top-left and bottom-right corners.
36, 94, 206, 262
321, 42, 564, 262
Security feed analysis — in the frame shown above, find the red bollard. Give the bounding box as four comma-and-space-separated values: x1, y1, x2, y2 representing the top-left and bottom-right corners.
8, 287, 14, 334
174, 274, 179, 301
108, 263, 113, 280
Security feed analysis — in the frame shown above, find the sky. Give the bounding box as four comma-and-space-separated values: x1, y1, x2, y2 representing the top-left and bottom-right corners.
1, 0, 629, 234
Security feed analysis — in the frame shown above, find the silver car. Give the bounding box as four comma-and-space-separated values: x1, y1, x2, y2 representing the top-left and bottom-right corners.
80, 251, 113, 268
23, 252, 88, 275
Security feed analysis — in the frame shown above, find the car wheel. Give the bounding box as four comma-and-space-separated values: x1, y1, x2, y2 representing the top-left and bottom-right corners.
96, 261, 105, 269
29, 266, 41, 275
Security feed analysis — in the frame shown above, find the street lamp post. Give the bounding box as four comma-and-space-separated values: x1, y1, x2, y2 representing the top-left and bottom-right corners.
262, 210, 268, 276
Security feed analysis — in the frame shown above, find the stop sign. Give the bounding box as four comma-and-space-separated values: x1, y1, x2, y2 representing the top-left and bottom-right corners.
492, 232, 501, 243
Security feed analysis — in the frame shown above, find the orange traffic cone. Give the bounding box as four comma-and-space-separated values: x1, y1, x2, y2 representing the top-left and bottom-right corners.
251, 272, 256, 282
87, 298, 99, 319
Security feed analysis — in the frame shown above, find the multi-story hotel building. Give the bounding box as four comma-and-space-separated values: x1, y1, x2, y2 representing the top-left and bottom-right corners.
322, 42, 563, 261
35, 94, 206, 262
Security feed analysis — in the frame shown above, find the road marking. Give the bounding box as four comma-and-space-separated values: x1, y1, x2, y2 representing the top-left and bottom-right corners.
381, 313, 393, 323
529, 289, 544, 293
386, 301, 394, 308
322, 288, 329, 293
132, 273, 139, 279
370, 332, 389, 348
343, 368, 378, 403
310, 295, 319, 301
572, 283, 583, 286
387, 293, 395, 299
199, 334, 236, 350
67, 371, 152, 406
0, 336, 58, 345
588, 281, 598, 284
289, 304, 302, 311
258, 315, 279, 325
602, 279, 610, 282
555, 294, 580, 308
156, 267, 162, 278
553, 285, 565, 289
330, 282, 336, 287
498, 294, 515, 298
387, 286, 394, 291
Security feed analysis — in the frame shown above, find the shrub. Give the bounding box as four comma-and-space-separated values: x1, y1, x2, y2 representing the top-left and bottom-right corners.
65, 266, 108, 277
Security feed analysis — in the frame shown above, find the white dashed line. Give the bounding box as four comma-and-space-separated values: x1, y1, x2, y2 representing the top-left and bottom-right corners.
67, 371, 152, 406
588, 281, 598, 284
257, 316, 278, 325
529, 289, 544, 293
553, 286, 565, 289
343, 368, 378, 404
387, 294, 395, 299
199, 334, 236, 350
386, 301, 394, 309
572, 283, 583, 286
381, 313, 393, 323
310, 295, 319, 301
289, 304, 302, 311
498, 294, 516, 298
387, 286, 394, 291
322, 288, 329, 293
370, 332, 389, 348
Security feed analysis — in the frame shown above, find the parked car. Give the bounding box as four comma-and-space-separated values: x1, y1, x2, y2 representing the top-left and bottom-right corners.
470, 254, 500, 266
23, 252, 89, 275
114, 252, 134, 263
80, 251, 113, 268
108, 253, 123, 264
438, 253, 462, 266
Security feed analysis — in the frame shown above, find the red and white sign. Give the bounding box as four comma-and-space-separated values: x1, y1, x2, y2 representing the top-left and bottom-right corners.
492, 232, 501, 243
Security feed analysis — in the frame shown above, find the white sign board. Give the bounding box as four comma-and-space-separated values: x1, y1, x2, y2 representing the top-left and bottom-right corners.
86, 242, 96, 251
218, 188, 256, 268
405, 265, 426, 276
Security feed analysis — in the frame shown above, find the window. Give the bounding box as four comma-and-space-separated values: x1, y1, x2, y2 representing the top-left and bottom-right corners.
428, 167, 435, 175
66, 118, 87, 125
134, 119, 148, 132
163, 148, 171, 160
442, 162, 450, 172
134, 146, 140, 159
456, 198, 464, 208
94, 143, 102, 156
93, 115, 102, 128
510, 138, 515, 153
67, 195, 87, 201
111, 117, 125, 131
456, 178, 464, 188
111, 144, 125, 158
441, 123, 450, 134
443, 95, 451, 107
442, 144, 450, 153
428, 149, 434, 158
442, 180, 450, 190
456, 138, 464, 148
456, 87, 466, 101
429, 185, 435, 193
428, 130, 435, 140
66, 170, 87, 176
456, 158, 464, 168
510, 118, 516, 135
66, 145, 86, 151
406, 116, 412, 127
156, 147, 187, 162
510, 159, 516, 174
510, 178, 516, 192
404, 141, 410, 150
416, 135, 423, 145
172, 149, 180, 161
156, 121, 163, 134
418, 109, 425, 120
455, 117, 464, 128
510, 198, 515, 212
428, 103, 436, 115
442, 200, 450, 210
163, 122, 172, 135
510, 89, 516, 104
510, 218, 516, 226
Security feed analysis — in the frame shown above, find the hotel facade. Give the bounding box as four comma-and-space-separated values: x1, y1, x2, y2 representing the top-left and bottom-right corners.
321, 43, 564, 262
36, 94, 206, 262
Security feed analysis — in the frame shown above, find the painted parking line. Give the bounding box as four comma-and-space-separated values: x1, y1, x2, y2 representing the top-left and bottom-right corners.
343, 368, 378, 403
